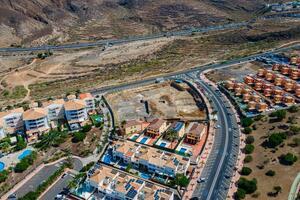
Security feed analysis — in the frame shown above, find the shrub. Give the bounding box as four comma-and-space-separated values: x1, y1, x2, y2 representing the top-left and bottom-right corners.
72, 132, 86, 143
14, 152, 37, 173
244, 144, 254, 154
80, 162, 95, 172
240, 167, 252, 176
268, 132, 286, 148
173, 173, 190, 187
244, 155, 253, 163
246, 136, 255, 144
269, 110, 286, 121
82, 124, 92, 133
241, 118, 254, 128
288, 105, 299, 113
265, 170, 275, 176
235, 188, 246, 199
289, 125, 300, 135
280, 153, 298, 165
237, 177, 257, 194
243, 127, 252, 134
0, 170, 9, 183
254, 115, 264, 121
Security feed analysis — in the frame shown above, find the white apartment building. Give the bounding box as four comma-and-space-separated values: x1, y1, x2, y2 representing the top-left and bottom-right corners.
79, 93, 95, 113
43, 99, 65, 121
64, 100, 88, 130
0, 108, 24, 138
88, 165, 174, 200
112, 140, 190, 178
23, 108, 50, 142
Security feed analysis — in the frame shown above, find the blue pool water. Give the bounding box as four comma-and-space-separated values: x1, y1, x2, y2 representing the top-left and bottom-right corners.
102, 154, 113, 164
95, 116, 103, 122
160, 142, 167, 147
140, 137, 148, 144
140, 173, 151, 179
131, 135, 139, 141
18, 150, 32, 160
179, 147, 187, 153
0, 162, 5, 171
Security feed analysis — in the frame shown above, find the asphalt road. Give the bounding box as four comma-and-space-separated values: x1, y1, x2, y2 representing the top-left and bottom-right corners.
39, 173, 73, 200
14, 163, 61, 198
190, 78, 239, 200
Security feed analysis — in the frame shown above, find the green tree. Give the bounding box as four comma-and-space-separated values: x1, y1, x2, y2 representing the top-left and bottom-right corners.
237, 178, 257, 194
235, 188, 246, 199
280, 153, 298, 165
270, 110, 286, 121
15, 135, 27, 151
273, 186, 282, 194
82, 124, 92, 133
243, 127, 252, 134
35, 130, 67, 150
245, 136, 255, 144
265, 170, 275, 176
0, 170, 9, 183
164, 129, 179, 142
173, 173, 189, 187
268, 133, 286, 148
72, 132, 86, 143
240, 167, 252, 176
244, 155, 253, 163
241, 118, 254, 127
244, 144, 254, 154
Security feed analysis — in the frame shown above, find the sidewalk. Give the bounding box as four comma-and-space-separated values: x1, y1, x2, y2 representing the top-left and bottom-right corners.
200, 71, 245, 199
182, 80, 217, 200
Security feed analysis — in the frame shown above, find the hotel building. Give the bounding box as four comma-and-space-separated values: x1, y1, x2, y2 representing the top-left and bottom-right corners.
0, 108, 24, 138
64, 100, 88, 130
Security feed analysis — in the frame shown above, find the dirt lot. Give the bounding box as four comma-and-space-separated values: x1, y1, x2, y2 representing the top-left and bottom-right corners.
106, 81, 206, 125
243, 111, 300, 200
206, 62, 261, 83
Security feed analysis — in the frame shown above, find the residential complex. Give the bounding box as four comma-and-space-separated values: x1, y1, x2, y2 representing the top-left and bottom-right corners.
64, 99, 89, 130
122, 120, 150, 135
145, 118, 168, 138
112, 140, 190, 177
0, 93, 95, 141
23, 108, 50, 142
0, 108, 24, 139
167, 121, 185, 138
185, 122, 207, 144
88, 165, 174, 200
79, 93, 96, 113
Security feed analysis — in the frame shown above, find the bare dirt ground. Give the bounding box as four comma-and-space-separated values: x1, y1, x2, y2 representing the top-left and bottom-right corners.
243, 112, 300, 200
206, 62, 262, 83
106, 81, 206, 125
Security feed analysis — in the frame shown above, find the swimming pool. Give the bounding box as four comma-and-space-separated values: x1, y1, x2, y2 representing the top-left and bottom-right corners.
140, 137, 148, 144
0, 162, 5, 171
179, 147, 187, 154
140, 172, 151, 179
102, 154, 113, 164
131, 135, 139, 141
18, 149, 32, 160
160, 142, 167, 147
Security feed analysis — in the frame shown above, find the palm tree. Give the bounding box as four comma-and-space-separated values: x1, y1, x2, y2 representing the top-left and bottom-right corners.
164, 130, 178, 142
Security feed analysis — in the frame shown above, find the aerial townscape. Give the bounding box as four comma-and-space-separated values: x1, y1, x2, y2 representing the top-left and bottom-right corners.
0, 1, 300, 200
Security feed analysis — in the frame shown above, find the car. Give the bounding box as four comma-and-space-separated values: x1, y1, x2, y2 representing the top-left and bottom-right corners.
215, 125, 221, 129
61, 173, 67, 178
197, 178, 206, 183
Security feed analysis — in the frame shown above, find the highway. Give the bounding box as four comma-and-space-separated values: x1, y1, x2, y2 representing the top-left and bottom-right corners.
0, 22, 247, 52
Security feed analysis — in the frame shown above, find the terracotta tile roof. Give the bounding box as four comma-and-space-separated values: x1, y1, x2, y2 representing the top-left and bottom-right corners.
23, 108, 47, 120
187, 122, 206, 137
79, 93, 93, 100
148, 118, 165, 130
64, 100, 85, 111
0, 108, 24, 118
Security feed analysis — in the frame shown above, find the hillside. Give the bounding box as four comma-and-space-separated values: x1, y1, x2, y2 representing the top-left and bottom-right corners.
0, 0, 273, 47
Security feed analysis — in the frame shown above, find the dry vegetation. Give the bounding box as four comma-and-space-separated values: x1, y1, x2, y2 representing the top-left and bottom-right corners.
242, 111, 300, 200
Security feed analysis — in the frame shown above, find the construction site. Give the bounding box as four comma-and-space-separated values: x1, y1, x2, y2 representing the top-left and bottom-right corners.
105, 81, 207, 126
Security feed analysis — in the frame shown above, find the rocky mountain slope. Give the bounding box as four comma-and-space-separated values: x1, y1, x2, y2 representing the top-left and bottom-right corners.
0, 0, 280, 47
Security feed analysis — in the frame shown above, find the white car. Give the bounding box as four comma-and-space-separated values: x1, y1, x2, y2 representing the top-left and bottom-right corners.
197, 178, 206, 183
